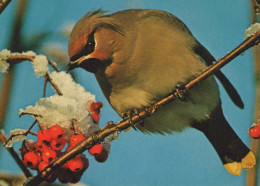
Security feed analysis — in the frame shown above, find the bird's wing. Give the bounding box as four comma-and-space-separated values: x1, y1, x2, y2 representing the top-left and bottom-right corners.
193, 42, 244, 109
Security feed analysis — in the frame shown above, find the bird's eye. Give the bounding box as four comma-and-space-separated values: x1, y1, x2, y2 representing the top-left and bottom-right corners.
85, 32, 95, 54
70, 32, 96, 62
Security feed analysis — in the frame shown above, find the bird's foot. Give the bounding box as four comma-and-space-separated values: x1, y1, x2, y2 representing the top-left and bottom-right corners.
123, 109, 144, 130
174, 84, 189, 101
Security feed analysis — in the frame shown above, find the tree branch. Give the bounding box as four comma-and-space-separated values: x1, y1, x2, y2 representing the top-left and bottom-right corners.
3, 120, 38, 146
45, 73, 63, 96
0, 0, 12, 14
0, 131, 32, 178
5, 54, 62, 95
251, 0, 260, 14
24, 30, 260, 186
0, 0, 28, 131
246, 2, 260, 186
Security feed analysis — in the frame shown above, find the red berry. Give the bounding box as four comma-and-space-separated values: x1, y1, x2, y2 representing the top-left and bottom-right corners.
90, 101, 103, 113
69, 129, 75, 135
36, 139, 50, 152
42, 149, 57, 163
65, 145, 73, 152
23, 152, 41, 170
88, 144, 103, 155
57, 168, 73, 183
81, 155, 89, 170
38, 161, 48, 172
69, 171, 83, 183
61, 161, 69, 169
37, 129, 52, 143
50, 136, 67, 151
249, 126, 260, 139
38, 161, 57, 183
20, 142, 29, 158
90, 102, 103, 124
68, 157, 84, 172
70, 134, 85, 147
91, 113, 100, 124
94, 148, 108, 163
49, 124, 64, 138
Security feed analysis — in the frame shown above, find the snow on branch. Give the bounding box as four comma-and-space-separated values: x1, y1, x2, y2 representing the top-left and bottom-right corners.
245, 23, 260, 39
24, 30, 260, 186
0, 50, 113, 183
0, 50, 58, 76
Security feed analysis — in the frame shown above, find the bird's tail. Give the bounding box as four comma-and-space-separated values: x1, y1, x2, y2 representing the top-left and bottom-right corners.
192, 105, 256, 176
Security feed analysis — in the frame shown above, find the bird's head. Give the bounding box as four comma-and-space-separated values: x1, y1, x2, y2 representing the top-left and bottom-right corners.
67, 10, 124, 74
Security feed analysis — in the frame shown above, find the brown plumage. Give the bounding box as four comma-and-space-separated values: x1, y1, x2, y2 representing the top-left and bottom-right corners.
67, 9, 255, 175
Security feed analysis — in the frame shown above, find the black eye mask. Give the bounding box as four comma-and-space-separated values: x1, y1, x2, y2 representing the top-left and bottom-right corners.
70, 32, 95, 62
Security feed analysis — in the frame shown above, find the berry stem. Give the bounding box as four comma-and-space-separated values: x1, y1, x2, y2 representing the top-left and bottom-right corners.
25, 28, 260, 186
0, 131, 32, 178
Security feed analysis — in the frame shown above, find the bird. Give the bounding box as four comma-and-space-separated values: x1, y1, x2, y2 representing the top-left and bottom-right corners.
67, 9, 256, 175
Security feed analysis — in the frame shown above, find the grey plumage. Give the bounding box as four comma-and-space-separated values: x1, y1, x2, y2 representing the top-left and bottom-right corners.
67, 9, 255, 175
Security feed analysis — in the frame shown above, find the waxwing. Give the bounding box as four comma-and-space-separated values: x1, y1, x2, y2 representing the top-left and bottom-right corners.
67, 9, 255, 175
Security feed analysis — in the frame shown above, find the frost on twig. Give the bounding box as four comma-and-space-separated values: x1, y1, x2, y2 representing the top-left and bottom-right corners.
24, 29, 260, 186
0, 49, 11, 73
20, 72, 96, 131
19, 71, 110, 151
32, 55, 49, 77
1, 50, 111, 152
0, 49, 56, 77
4, 129, 27, 148
244, 23, 260, 39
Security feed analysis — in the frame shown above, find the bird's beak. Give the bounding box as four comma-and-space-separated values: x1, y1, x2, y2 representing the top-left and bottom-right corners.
66, 61, 78, 71
66, 55, 103, 73
66, 56, 89, 72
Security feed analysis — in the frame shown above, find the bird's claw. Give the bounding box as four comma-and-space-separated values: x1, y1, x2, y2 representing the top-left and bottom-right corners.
175, 84, 189, 101
123, 109, 144, 130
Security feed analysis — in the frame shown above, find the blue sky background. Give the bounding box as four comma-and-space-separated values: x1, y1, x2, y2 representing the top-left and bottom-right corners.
0, 1, 258, 186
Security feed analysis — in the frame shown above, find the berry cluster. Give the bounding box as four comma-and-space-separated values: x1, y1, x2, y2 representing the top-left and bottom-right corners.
249, 121, 260, 139
20, 124, 108, 184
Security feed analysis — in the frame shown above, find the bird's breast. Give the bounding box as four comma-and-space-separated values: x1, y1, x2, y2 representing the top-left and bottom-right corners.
109, 76, 220, 134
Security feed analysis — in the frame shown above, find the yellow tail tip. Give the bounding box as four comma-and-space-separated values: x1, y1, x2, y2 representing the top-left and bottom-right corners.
242, 151, 256, 169
224, 162, 242, 176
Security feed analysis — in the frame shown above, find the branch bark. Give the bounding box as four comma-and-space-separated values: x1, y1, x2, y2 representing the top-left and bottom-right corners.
0, 0, 28, 130
0, 131, 32, 178
0, 0, 12, 14
24, 31, 260, 186
246, 2, 260, 186
251, 0, 260, 14
5, 55, 62, 95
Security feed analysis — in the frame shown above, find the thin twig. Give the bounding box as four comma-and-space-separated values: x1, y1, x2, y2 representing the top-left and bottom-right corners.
25, 120, 38, 134
0, 0, 12, 14
0, 0, 32, 178
246, 3, 260, 186
7, 55, 60, 72
43, 75, 48, 97
0, 131, 32, 178
6, 55, 62, 96
48, 60, 59, 72
4, 120, 38, 146
251, 0, 260, 14
0, 0, 28, 133
19, 111, 42, 118
6, 55, 34, 64
24, 30, 260, 186
45, 73, 63, 96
